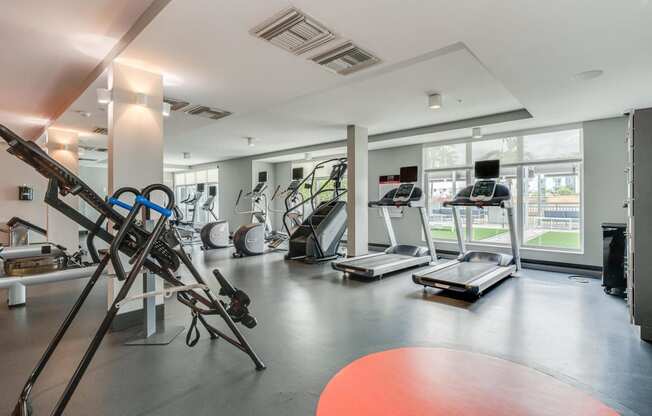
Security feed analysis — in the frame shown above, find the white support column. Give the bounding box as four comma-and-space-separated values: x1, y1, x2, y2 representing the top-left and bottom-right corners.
107, 62, 164, 320
46, 128, 79, 252
346, 125, 368, 257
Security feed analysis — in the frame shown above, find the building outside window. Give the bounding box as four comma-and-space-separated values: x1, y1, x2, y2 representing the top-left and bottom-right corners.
423, 127, 582, 251
173, 168, 219, 224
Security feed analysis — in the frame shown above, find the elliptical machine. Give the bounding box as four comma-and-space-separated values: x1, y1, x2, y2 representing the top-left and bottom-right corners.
266, 180, 305, 249
232, 182, 270, 257
200, 185, 230, 249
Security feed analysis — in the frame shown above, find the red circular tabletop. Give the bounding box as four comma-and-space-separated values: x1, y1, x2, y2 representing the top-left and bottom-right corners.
317, 347, 618, 416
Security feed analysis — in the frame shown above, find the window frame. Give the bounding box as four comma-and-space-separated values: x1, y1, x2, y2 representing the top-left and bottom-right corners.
422, 124, 584, 254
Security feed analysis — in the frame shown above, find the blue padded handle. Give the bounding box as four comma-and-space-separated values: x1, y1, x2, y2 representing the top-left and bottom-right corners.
135, 195, 172, 218
108, 197, 134, 211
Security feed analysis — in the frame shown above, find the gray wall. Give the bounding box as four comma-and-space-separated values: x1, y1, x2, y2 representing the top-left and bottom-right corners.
198, 116, 628, 267
367, 144, 424, 246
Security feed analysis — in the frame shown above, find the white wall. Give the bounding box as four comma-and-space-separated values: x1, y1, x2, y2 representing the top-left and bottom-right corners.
0, 148, 48, 243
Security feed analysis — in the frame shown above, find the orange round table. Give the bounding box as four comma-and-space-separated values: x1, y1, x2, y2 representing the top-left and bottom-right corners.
316, 347, 618, 416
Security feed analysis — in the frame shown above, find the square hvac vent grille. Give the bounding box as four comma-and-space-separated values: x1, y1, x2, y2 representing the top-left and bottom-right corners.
92, 127, 108, 135
184, 105, 232, 120
252, 7, 335, 55
164, 97, 191, 111
312, 42, 380, 75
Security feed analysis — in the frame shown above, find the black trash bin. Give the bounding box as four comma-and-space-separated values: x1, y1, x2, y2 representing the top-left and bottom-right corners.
601, 222, 627, 297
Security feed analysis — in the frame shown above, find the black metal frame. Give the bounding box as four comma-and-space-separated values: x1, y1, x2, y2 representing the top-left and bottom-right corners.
0, 124, 264, 416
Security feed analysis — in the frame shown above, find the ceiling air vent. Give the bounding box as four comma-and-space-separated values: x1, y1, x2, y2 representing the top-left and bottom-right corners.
184, 105, 232, 120
164, 97, 190, 111
311, 42, 380, 75
92, 127, 108, 135
252, 7, 335, 55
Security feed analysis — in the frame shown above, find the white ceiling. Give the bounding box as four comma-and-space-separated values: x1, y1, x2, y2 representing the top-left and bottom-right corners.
51, 0, 652, 165
0, 0, 157, 139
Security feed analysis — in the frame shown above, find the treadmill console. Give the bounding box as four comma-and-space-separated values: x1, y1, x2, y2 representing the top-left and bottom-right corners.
252, 182, 266, 194
470, 180, 496, 202
393, 183, 416, 203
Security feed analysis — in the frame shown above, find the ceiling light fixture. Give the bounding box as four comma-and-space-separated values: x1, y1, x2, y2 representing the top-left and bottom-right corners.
428, 93, 442, 109
247, 137, 255, 147
183, 152, 191, 159
96, 88, 112, 104
573, 69, 604, 81
472, 127, 482, 139
162, 102, 171, 117
305, 152, 312, 161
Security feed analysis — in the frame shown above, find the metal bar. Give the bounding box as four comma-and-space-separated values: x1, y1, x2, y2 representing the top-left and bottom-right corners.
381, 206, 397, 247
505, 204, 522, 270
418, 206, 437, 262
451, 207, 466, 256
51, 209, 169, 415
15, 255, 110, 408
423, 157, 584, 174
176, 250, 265, 370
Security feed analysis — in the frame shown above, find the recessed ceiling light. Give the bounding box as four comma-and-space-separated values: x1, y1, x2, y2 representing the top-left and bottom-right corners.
183, 152, 191, 159
573, 69, 604, 81
472, 127, 482, 139
247, 137, 255, 147
428, 93, 442, 109
305, 152, 312, 161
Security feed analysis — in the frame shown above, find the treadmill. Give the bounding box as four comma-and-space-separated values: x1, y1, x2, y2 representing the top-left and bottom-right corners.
413, 160, 521, 296
332, 166, 436, 278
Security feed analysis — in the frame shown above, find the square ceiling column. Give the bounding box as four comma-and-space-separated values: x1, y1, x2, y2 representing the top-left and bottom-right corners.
347, 125, 368, 257
107, 62, 164, 326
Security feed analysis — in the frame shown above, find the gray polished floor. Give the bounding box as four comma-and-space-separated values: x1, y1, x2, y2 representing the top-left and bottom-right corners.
1, 247, 651, 415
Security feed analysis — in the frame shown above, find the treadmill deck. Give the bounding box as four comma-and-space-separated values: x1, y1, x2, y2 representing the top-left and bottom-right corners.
333, 253, 430, 277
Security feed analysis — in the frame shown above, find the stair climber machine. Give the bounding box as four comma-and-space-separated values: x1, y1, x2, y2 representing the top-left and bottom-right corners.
412, 159, 521, 297
284, 157, 348, 263
266, 180, 305, 250
232, 181, 271, 257
332, 166, 436, 278
0, 123, 264, 416
0, 217, 93, 307
200, 185, 231, 250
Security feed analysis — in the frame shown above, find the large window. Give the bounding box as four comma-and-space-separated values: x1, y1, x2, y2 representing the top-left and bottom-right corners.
173, 168, 219, 223
424, 127, 582, 251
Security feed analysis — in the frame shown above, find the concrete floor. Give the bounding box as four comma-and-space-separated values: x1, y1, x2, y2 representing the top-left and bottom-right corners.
1, 247, 651, 415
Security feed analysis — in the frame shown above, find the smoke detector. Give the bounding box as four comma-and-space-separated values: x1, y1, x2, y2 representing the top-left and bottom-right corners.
252, 7, 335, 55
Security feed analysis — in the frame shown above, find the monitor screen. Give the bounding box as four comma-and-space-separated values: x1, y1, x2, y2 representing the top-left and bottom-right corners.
196, 183, 205, 193
292, 167, 304, 180
252, 182, 265, 193
208, 185, 217, 197
394, 183, 415, 199
258, 171, 268, 183
475, 160, 500, 179
400, 166, 418, 183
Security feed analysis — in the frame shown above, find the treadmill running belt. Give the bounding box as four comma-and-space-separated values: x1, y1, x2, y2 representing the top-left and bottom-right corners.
342, 254, 416, 270
422, 262, 499, 285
